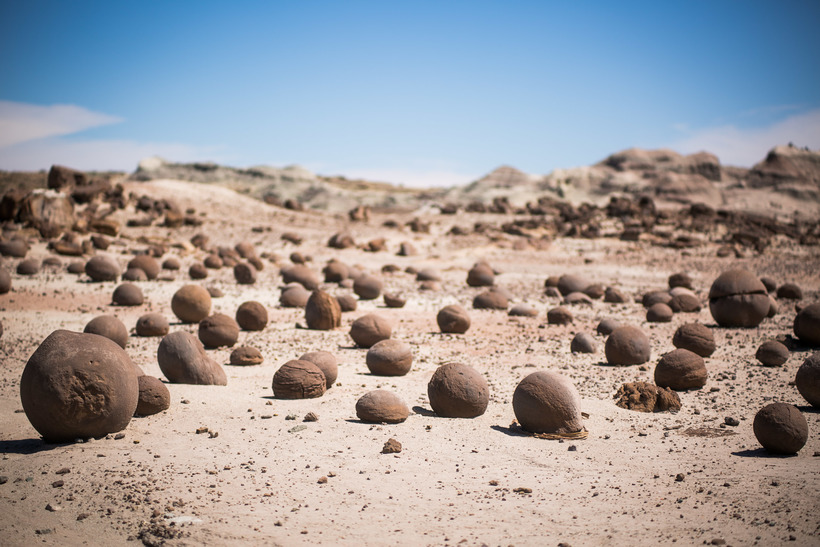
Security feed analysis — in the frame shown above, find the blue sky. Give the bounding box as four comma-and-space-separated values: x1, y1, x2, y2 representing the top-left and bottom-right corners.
1, 1, 818, 186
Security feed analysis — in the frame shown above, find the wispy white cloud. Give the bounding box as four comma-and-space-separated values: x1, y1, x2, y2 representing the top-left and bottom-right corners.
0, 101, 123, 148
338, 167, 480, 188
670, 108, 820, 167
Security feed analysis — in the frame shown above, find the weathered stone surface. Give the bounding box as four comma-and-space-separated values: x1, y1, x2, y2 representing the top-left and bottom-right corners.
272, 360, 326, 399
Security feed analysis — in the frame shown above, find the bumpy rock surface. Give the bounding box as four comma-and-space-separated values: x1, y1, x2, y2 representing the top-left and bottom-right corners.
708, 269, 770, 328
349, 313, 393, 348
753, 403, 808, 454
157, 331, 227, 385
136, 376, 171, 416
437, 305, 471, 334
614, 382, 681, 412
654, 349, 707, 390
84, 315, 128, 349
272, 360, 326, 399
366, 339, 413, 376
136, 313, 169, 337
605, 326, 651, 365
20, 330, 140, 442
512, 371, 584, 435
299, 351, 338, 388
236, 301, 268, 331
795, 353, 820, 407
305, 290, 342, 330
355, 390, 410, 423
672, 323, 716, 357
171, 285, 212, 323
427, 363, 489, 418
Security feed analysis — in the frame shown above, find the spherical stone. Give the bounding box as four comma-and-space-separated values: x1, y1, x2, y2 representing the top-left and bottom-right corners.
349, 313, 393, 348
135, 376, 170, 416
642, 291, 672, 308
416, 268, 442, 282
596, 318, 621, 336
753, 403, 808, 454
336, 294, 357, 312
355, 390, 409, 423
112, 283, 144, 306
122, 267, 148, 282
755, 340, 789, 367
366, 339, 413, 376
669, 293, 701, 313
171, 285, 212, 323
668, 272, 694, 290
16, 258, 40, 275
136, 313, 169, 337
605, 326, 651, 365
231, 262, 256, 285
162, 257, 181, 270
509, 303, 538, 317
473, 290, 508, 310
708, 269, 769, 328
236, 301, 268, 331
466, 264, 495, 287
672, 322, 716, 357
353, 274, 383, 300
281, 264, 320, 290
795, 353, 820, 407
427, 363, 489, 418
604, 286, 630, 303
437, 305, 471, 334
557, 274, 589, 296
512, 371, 584, 435
189, 262, 208, 279
203, 254, 223, 269
280, 284, 310, 308
323, 261, 349, 283
654, 348, 707, 390
776, 283, 802, 300
793, 303, 820, 346
272, 360, 326, 399
84, 315, 128, 349
229, 346, 263, 366
0, 269, 12, 293
127, 255, 160, 280
547, 306, 573, 325
299, 351, 338, 387
305, 290, 342, 330
157, 331, 227, 385
85, 255, 120, 282
759, 276, 778, 294
570, 332, 597, 354
20, 330, 139, 442
198, 313, 240, 348
646, 302, 674, 323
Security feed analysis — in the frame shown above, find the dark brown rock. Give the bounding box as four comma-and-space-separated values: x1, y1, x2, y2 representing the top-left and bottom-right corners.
473, 290, 508, 310
20, 330, 139, 442
0, 239, 29, 258
795, 353, 820, 407
85, 255, 120, 282
162, 257, 181, 271
437, 305, 471, 334
281, 264, 320, 290
547, 306, 573, 325
349, 313, 393, 348
198, 313, 240, 348
16, 258, 40, 276
646, 302, 673, 323
84, 315, 128, 349
234, 262, 257, 285
755, 340, 789, 367
672, 322, 716, 357
760, 276, 778, 294
668, 272, 694, 290
753, 403, 808, 454
203, 254, 223, 269
614, 382, 681, 412
353, 274, 383, 300
366, 339, 413, 376
776, 283, 802, 300
605, 326, 651, 365
793, 303, 820, 346
570, 333, 597, 354
189, 262, 208, 279
355, 390, 409, 423
466, 263, 495, 287
280, 284, 310, 307
305, 290, 342, 330
383, 293, 406, 308
669, 293, 701, 313
135, 376, 170, 416
135, 313, 169, 337
0, 269, 11, 294
604, 286, 630, 303
512, 371, 584, 435
336, 294, 357, 312
708, 269, 769, 328
171, 285, 212, 323
299, 351, 337, 388
323, 261, 349, 283
112, 283, 144, 306
236, 301, 268, 331
157, 331, 227, 385
229, 346, 263, 366
642, 291, 673, 308
272, 360, 326, 399
654, 349, 707, 390
427, 363, 489, 418
127, 255, 160, 280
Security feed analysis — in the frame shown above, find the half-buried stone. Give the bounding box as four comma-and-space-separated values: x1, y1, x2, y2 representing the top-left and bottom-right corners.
189, 262, 208, 280
366, 339, 413, 376
605, 326, 651, 365
299, 351, 338, 388
596, 318, 621, 336
646, 302, 673, 323
654, 349, 707, 390
473, 289, 508, 310
355, 390, 409, 423
281, 264, 320, 290
350, 313, 392, 348
547, 306, 573, 325
672, 323, 716, 357
570, 333, 597, 354
136, 313, 169, 337
135, 376, 170, 416
509, 303, 538, 317
112, 282, 144, 306
157, 331, 227, 385
708, 269, 770, 328
272, 360, 326, 399
198, 313, 240, 348
20, 330, 140, 442
171, 284, 212, 323
127, 255, 160, 280
466, 263, 495, 287
512, 371, 585, 435
16, 258, 40, 276
229, 346, 263, 366
84, 315, 128, 349
427, 363, 489, 418
753, 403, 808, 454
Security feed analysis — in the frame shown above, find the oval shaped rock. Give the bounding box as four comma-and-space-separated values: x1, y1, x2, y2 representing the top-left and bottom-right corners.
605, 326, 651, 365
236, 301, 268, 331
305, 290, 342, 330
299, 351, 338, 388
135, 376, 170, 416
654, 348, 707, 390
570, 332, 597, 354
171, 285, 212, 323
428, 363, 489, 418
229, 346, 264, 366
366, 339, 413, 376
672, 323, 716, 357
84, 315, 128, 349
112, 283, 144, 306
473, 290, 508, 310
353, 274, 383, 300
646, 302, 673, 323
157, 331, 227, 385
753, 403, 808, 454
755, 340, 789, 367
85, 255, 120, 282
127, 255, 160, 280
793, 303, 820, 346
512, 371, 584, 435
795, 353, 820, 407
708, 269, 769, 328
355, 390, 409, 424
272, 360, 326, 399
437, 305, 471, 334
136, 313, 169, 337
350, 313, 393, 348
198, 313, 240, 348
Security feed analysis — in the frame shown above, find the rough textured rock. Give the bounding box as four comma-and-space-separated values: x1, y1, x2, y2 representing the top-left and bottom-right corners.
236, 301, 268, 331
366, 340, 413, 376
20, 330, 139, 442
427, 363, 489, 418
84, 315, 128, 349
198, 313, 240, 348
570, 332, 597, 354
135, 313, 169, 337
605, 326, 651, 365
708, 269, 770, 328
547, 306, 573, 325
127, 255, 160, 280
272, 360, 326, 399
795, 353, 820, 407
112, 283, 144, 306
280, 283, 310, 308
229, 346, 264, 366
171, 285, 212, 323
793, 303, 820, 346
614, 382, 681, 412
437, 305, 471, 333
755, 340, 789, 366
672, 322, 716, 357
157, 331, 227, 385
654, 349, 707, 390
753, 403, 808, 454
512, 371, 584, 435
353, 274, 384, 300
85, 255, 121, 282
299, 351, 338, 388
349, 313, 393, 348
135, 376, 171, 416
305, 290, 342, 330
355, 390, 410, 423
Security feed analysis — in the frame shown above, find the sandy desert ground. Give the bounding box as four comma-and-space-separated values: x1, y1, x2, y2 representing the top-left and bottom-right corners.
1, 179, 818, 546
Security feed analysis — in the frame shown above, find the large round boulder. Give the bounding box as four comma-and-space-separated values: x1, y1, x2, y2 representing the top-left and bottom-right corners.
793, 303, 820, 346
171, 284, 212, 323
236, 301, 268, 331
753, 403, 808, 454
20, 330, 139, 442
157, 331, 227, 385
708, 269, 770, 328
605, 326, 651, 365
427, 363, 489, 418
654, 349, 707, 390
512, 371, 584, 435
83, 315, 128, 349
